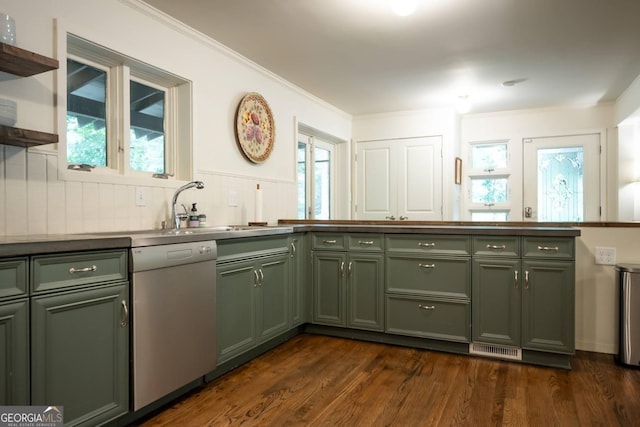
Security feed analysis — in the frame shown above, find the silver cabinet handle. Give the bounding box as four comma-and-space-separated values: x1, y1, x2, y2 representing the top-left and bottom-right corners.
340, 261, 345, 276
486, 244, 507, 250
525, 270, 530, 289
69, 265, 97, 274
418, 304, 435, 310
348, 261, 353, 277
399, 216, 408, 220
514, 270, 519, 289
120, 300, 129, 327
258, 269, 264, 285
537, 245, 559, 252
253, 270, 260, 288
385, 216, 396, 220
323, 239, 337, 245
418, 242, 435, 248
419, 263, 436, 269
358, 240, 374, 246
290, 239, 297, 257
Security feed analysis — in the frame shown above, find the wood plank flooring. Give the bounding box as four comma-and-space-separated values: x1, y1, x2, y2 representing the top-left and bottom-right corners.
136, 334, 640, 426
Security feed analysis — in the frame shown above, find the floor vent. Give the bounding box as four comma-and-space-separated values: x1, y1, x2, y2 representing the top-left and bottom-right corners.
469, 342, 522, 361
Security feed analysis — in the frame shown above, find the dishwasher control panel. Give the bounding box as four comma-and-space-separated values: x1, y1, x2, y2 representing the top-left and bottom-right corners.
131, 240, 217, 272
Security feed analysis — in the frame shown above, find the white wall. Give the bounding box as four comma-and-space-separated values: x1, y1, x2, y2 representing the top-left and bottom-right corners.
0, 0, 351, 235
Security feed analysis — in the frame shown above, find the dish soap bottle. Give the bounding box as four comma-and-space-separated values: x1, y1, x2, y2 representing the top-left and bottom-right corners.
188, 203, 200, 228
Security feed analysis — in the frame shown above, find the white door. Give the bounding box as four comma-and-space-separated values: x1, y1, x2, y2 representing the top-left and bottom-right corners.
397, 137, 442, 220
355, 140, 396, 219
356, 136, 442, 221
522, 133, 600, 222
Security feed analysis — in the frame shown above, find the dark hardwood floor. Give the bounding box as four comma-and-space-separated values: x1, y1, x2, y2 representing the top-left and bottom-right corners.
137, 334, 640, 426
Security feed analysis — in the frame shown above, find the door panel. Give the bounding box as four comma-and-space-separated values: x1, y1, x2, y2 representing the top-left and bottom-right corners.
523, 134, 600, 221
356, 141, 394, 219
399, 138, 442, 219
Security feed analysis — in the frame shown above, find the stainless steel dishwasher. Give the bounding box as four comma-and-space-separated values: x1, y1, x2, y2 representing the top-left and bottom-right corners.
131, 239, 217, 410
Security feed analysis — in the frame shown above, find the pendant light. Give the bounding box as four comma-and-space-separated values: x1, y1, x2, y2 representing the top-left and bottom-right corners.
390, 0, 418, 16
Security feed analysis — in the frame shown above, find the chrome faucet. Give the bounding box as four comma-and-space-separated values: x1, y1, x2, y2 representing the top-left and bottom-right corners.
171, 181, 205, 229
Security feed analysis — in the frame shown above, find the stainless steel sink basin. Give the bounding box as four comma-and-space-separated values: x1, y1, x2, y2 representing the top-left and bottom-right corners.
160, 226, 260, 235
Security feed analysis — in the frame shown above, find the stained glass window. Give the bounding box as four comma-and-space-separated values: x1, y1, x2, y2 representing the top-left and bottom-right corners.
537, 147, 584, 221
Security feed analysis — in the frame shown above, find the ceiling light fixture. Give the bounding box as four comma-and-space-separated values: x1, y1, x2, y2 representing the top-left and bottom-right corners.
390, 0, 418, 16
456, 95, 471, 114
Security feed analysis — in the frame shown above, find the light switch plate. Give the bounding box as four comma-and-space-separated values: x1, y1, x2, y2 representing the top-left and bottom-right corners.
595, 246, 616, 265
135, 187, 147, 206
228, 190, 238, 207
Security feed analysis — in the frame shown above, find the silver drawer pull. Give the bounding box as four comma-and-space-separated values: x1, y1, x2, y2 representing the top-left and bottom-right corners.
358, 240, 374, 246
537, 245, 559, 252
419, 263, 436, 269
486, 244, 506, 250
418, 304, 435, 310
323, 239, 337, 244
69, 265, 97, 274
418, 242, 435, 248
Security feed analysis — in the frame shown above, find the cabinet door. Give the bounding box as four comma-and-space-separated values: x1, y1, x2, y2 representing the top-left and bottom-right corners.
522, 260, 575, 354
0, 299, 29, 405
257, 255, 289, 343
217, 260, 257, 363
356, 140, 396, 220
472, 258, 521, 347
289, 235, 306, 327
313, 252, 346, 326
31, 283, 129, 426
347, 253, 384, 331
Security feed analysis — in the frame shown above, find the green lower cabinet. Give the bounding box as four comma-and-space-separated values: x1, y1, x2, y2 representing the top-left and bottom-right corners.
312, 252, 384, 331
472, 258, 521, 347
472, 258, 575, 355
0, 299, 29, 405
31, 283, 129, 426
289, 234, 306, 327
522, 259, 575, 354
217, 255, 289, 364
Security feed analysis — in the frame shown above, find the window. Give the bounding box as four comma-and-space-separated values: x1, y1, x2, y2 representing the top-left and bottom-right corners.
63, 34, 192, 181
297, 129, 339, 220
464, 140, 512, 220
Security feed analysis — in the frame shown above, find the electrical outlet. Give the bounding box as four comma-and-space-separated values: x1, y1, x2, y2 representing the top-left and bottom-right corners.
595, 246, 616, 265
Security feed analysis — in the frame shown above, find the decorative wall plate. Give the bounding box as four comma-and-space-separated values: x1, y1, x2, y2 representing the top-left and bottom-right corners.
235, 92, 275, 163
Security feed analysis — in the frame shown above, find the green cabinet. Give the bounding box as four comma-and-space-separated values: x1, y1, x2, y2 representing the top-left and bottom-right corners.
312, 233, 384, 331
29, 249, 129, 426
0, 299, 29, 405
289, 233, 306, 327
472, 236, 575, 355
0, 257, 29, 405
385, 234, 471, 342
31, 283, 129, 426
216, 247, 289, 364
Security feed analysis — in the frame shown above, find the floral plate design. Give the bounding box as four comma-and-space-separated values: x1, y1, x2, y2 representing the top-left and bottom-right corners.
235, 92, 275, 163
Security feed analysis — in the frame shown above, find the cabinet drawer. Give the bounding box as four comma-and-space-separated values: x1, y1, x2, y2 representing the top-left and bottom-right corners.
386, 295, 470, 342
347, 234, 384, 252
522, 237, 574, 259
0, 257, 28, 300
312, 233, 346, 251
385, 234, 470, 256
386, 255, 470, 299
473, 236, 520, 257
32, 250, 128, 294
217, 235, 289, 261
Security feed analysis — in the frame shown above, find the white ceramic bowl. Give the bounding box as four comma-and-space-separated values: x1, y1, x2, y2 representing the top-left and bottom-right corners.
0, 13, 16, 46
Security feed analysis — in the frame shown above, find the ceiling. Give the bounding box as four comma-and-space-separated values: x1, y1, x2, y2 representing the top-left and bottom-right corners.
141, 0, 640, 116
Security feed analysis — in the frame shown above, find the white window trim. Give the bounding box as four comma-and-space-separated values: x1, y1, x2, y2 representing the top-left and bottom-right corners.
55, 28, 193, 188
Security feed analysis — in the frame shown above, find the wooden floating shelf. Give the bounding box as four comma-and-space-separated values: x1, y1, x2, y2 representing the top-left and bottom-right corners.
0, 42, 59, 77
0, 125, 58, 148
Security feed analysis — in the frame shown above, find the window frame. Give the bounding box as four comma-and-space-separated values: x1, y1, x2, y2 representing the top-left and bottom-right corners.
297, 132, 337, 220
56, 31, 193, 187
462, 139, 513, 221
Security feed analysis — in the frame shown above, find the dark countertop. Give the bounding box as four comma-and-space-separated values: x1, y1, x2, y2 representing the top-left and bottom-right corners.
283, 222, 581, 237
0, 222, 581, 257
